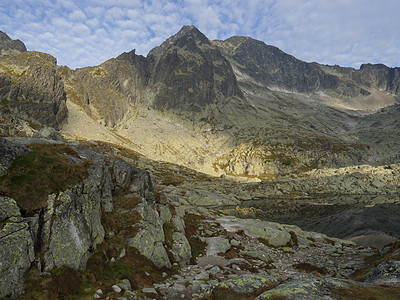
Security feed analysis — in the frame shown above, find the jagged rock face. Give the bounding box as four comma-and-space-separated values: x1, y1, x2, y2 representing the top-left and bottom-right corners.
0, 31, 27, 60
148, 26, 242, 112
0, 51, 67, 134
355, 63, 400, 94
60, 52, 149, 127
214, 36, 369, 97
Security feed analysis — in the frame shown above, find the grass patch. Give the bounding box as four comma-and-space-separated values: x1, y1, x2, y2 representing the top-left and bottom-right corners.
86, 245, 174, 291
18, 266, 82, 300
0, 143, 89, 215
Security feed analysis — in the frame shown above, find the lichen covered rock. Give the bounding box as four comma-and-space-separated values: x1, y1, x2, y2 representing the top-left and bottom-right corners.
171, 231, 191, 266
0, 197, 34, 298
207, 274, 280, 295
127, 199, 171, 268
366, 261, 400, 285
256, 277, 349, 300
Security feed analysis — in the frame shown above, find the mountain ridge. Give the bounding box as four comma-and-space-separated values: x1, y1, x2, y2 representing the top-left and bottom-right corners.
1, 26, 400, 178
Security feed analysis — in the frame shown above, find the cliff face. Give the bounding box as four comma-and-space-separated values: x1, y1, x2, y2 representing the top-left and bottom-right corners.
59, 50, 150, 127
148, 26, 242, 112
0, 52, 67, 135
0, 31, 26, 60
213, 36, 400, 99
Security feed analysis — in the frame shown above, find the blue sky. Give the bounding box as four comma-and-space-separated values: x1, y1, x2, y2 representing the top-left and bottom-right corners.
1, 0, 399, 69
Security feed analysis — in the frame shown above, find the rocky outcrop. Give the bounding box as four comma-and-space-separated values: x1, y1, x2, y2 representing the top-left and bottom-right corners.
0, 51, 67, 135
0, 31, 26, 60
366, 261, 400, 285
38, 145, 114, 270
59, 50, 149, 127
353, 63, 400, 94
0, 137, 156, 297
127, 199, 171, 268
214, 135, 366, 177
0, 197, 35, 298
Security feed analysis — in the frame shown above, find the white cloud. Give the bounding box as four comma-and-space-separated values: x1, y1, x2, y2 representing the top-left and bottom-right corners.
1, 0, 399, 69
69, 9, 86, 22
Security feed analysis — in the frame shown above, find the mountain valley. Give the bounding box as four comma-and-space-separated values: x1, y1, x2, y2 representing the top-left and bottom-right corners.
1, 26, 400, 299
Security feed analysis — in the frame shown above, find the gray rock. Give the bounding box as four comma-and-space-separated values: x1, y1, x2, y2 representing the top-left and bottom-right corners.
206, 236, 231, 256
109, 158, 135, 192
0, 196, 20, 221
0, 31, 26, 60
129, 168, 154, 203
256, 277, 349, 300
230, 239, 241, 247
207, 265, 221, 275
0, 218, 35, 298
118, 278, 132, 291
158, 204, 173, 225
366, 261, 400, 284
172, 215, 186, 232
41, 149, 113, 270
195, 272, 210, 280
112, 284, 122, 293
171, 231, 192, 266
206, 274, 280, 295
142, 287, 158, 295
33, 127, 64, 141
0, 51, 67, 135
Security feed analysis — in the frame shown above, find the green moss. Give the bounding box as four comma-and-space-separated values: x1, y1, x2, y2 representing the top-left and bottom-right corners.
0, 143, 89, 215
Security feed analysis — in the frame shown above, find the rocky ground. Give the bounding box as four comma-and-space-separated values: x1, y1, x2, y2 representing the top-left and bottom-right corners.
1, 132, 400, 299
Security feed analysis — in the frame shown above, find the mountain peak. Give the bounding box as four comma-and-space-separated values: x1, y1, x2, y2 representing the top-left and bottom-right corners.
0, 30, 27, 59
147, 25, 209, 60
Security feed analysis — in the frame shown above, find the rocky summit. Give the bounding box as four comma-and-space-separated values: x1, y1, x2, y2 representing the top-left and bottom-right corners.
0, 26, 400, 299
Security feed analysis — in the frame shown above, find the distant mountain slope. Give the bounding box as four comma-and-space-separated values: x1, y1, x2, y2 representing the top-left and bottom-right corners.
213, 36, 399, 109
1, 26, 400, 178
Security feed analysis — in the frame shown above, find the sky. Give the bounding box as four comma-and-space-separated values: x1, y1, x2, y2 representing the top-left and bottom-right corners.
0, 0, 399, 69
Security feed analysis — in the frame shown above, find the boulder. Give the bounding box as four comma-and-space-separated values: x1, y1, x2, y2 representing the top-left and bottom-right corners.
206, 274, 280, 295
33, 127, 64, 141
206, 236, 231, 256
256, 277, 349, 300
109, 158, 135, 192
